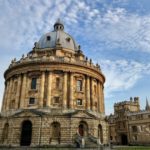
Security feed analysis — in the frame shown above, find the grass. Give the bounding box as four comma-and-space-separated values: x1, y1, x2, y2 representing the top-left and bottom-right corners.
115, 146, 150, 150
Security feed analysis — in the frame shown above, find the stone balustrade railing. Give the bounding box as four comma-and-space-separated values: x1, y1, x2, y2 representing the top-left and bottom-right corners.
9, 55, 101, 72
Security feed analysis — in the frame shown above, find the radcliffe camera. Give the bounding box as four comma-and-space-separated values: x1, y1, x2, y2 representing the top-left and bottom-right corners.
0, 1, 150, 150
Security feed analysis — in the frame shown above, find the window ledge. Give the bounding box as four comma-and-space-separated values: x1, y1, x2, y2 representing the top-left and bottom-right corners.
29, 89, 38, 93
76, 91, 84, 93
28, 103, 37, 106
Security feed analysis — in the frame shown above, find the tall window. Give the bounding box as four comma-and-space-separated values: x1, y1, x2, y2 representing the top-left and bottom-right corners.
14, 81, 18, 93
56, 77, 60, 89
94, 85, 97, 95
31, 78, 37, 89
9, 100, 15, 109
77, 80, 82, 92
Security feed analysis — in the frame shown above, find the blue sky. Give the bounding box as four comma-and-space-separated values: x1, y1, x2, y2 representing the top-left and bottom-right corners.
0, 0, 150, 115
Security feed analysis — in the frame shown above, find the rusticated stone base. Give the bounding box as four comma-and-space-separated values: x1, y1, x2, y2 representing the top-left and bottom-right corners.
0, 109, 109, 147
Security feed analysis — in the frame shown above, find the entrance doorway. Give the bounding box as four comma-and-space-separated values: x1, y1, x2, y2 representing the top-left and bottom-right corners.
20, 120, 32, 146
78, 121, 88, 137
121, 134, 128, 145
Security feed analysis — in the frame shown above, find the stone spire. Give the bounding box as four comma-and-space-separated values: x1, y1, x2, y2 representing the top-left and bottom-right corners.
145, 98, 150, 111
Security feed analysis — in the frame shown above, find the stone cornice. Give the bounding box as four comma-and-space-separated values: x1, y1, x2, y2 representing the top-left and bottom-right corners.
5, 60, 105, 83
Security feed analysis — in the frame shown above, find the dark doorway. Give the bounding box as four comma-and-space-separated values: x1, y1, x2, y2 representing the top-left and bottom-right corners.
121, 134, 128, 145
79, 124, 84, 136
78, 121, 88, 137
20, 120, 32, 146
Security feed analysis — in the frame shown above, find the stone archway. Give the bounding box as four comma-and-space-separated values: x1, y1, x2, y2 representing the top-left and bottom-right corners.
78, 121, 88, 137
20, 120, 32, 146
1, 123, 9, 144
50, 122, 61, 144
121, 134, 128, 145
98, 124, 103, 144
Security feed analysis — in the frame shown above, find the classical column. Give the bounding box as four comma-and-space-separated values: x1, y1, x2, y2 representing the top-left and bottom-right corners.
63, 72, 67, 108
97, 81, 101, 113
6, 78, 13, 110
91, 78, 95, 111
69, 72, 73, 109
15, 75, 22, 109
3, 80, 10, 111
99, 83, 103, 113
20, 74, 27, 108
47, 72, 52, 107
102, 86, 105, 113
39, 71, 45, 107
86, 76, 90, 110
1, 82, 7, 111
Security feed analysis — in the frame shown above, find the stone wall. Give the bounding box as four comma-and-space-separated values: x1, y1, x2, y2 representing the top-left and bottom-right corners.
0, 112, 109, 147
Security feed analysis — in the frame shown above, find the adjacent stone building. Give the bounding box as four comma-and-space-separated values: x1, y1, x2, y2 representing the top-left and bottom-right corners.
0, 20, 108, 147
108, 97, 150, 145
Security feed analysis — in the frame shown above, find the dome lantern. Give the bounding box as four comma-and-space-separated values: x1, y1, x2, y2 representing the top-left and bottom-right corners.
54, 18, 64, 31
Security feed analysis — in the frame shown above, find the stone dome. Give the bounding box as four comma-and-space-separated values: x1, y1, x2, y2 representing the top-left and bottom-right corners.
37, 19, 78, 51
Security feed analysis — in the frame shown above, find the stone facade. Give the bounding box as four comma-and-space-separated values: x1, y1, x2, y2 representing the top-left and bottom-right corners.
0, 20, 108, 147
108, 97, 150, 145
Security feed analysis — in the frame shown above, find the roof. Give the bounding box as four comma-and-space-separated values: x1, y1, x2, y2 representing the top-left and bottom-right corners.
36, 19, 78, 51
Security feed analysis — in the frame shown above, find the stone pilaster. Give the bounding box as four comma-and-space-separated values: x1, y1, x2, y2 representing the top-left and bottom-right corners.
4, 80, 10, 111
91, 78, 95, 111
70, 72, 73, 109
1, 82, 7, 111
99, 83, 104, 113
102, 86, 105, 113
20, 74, 27, 108
39, 71, 45, 107
6, 78, 13, 110
97, 81, 101, 113
47, 72, 52, 107
63, 72, 67, 108
15, 75, 21, 109
86, 76, 90, 110
25, 76, 30, 107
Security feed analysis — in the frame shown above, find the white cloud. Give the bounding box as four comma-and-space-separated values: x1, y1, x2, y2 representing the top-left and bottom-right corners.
100, 59, 150, 98
1, 0, 150, 114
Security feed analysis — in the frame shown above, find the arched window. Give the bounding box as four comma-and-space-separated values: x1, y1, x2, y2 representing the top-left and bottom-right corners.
1, 123, 9, 144
56, 77, 60, 89
77, 80, 82, 92
31, 78, 37, 89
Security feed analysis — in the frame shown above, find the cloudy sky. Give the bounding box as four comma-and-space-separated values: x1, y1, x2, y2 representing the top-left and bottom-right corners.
0, 0, 150, 115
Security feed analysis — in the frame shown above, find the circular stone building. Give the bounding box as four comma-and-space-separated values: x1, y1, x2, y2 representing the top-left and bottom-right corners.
0, 20, 108, 147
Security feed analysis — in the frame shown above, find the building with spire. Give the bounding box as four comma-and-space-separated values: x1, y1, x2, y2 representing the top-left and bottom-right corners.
145, 98, 150, 111
0, 20, 108, 147
108, 97, 150, 145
